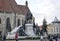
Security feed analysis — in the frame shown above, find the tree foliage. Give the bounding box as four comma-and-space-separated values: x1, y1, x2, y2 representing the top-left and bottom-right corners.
42, 18, 47, 32
6, 18, 11, 32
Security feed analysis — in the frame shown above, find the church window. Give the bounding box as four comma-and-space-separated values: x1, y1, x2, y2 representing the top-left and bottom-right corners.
17, 19, 20, 26
6, 18, 11, 32
0, 18, 1, 24
0, 31, 2, 38
54, 27, 55, 32
0, 31, 1, 34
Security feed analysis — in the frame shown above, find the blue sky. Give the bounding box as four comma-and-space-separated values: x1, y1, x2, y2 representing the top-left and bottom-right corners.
15, 0, 60, 25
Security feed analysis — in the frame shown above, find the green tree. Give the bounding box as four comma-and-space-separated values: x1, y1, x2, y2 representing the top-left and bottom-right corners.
42, 18, 47, 32
6, 18, 11, 32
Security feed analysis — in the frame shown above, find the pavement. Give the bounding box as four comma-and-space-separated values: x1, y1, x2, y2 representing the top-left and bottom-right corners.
6, 39, 49, 41
6, 40, 40, 41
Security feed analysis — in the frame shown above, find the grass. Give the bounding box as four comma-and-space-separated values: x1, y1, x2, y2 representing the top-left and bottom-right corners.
0, 36, 41, 41
6, 40, 15, 41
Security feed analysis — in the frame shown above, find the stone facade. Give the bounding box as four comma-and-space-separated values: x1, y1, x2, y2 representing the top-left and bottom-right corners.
0, 12, 26, 34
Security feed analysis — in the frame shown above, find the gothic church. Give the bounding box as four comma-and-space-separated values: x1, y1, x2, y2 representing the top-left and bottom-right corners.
0, 0, 34, 36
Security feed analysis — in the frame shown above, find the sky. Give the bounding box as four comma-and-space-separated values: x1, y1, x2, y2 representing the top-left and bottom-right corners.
15, 0, 60, 26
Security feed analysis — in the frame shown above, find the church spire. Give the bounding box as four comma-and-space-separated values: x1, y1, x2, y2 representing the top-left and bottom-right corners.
25, 0, 28, 7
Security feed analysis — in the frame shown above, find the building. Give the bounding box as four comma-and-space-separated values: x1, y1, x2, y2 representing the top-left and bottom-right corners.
47, 17, 60, 35
0, 0, 35, 36
47, 23, 54, 35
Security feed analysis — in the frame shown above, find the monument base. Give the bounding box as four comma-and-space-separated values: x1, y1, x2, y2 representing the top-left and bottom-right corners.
25, 23, 36, 36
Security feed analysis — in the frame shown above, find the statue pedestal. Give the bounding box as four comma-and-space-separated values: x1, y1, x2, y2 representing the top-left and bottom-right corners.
25, 23, 35, 36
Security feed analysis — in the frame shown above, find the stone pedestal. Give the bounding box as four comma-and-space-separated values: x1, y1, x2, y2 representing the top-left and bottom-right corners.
25, 23, 35, 36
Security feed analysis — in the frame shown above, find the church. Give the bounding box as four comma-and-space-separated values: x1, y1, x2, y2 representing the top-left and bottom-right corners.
0, 0, 35, 37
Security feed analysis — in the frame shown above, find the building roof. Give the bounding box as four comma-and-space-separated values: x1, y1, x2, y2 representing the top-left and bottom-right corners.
52, 17, 60, 23
0, 0, 30, 15
18, 5, 30, 15
54, 17, 58, 22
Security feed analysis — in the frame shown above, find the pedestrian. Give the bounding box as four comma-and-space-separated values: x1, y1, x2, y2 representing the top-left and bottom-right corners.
40, 36, 44, 41
49, 35, 53, 41
4, 35, 6, 41
2, 35, 4, 41
53, 39, 56, 41
2, 35, 6, 41
15, 33, 18, 41
49, 37, 53, 41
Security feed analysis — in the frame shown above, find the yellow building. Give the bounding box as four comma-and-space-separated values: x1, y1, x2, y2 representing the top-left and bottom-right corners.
47, 17, 60, 35
47, 24, 54, 35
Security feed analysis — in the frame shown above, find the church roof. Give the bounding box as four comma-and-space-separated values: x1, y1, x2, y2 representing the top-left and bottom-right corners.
0, 0, 30, 15
18, 5, 30, 15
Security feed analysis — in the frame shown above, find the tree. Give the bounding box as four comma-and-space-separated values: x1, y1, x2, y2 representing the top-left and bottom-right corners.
34, 24, 40, 36
42, 18, 47, 32
6, 18, 11, 32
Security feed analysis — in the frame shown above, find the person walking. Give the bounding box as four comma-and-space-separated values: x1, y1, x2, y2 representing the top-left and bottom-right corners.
2, 35, 6, 41
15, 33, 18, 41
40, 36, 44, 41
4, 35, 6, 41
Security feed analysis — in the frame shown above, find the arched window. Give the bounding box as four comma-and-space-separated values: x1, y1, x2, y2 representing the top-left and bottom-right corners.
0, 18, 1, 24
22, 19, 24, 25
0, 31, 1, 35
17, 19, 20, 26
6, 18, 11, 32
